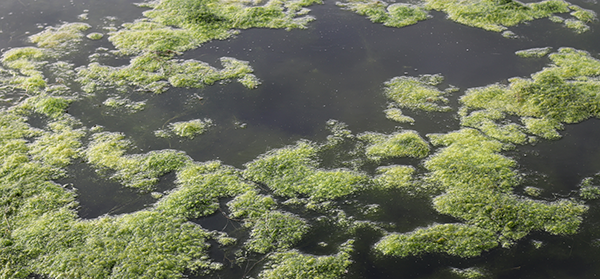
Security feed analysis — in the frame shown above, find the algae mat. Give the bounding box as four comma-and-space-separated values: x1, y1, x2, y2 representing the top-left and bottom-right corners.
1, 0, 600, 278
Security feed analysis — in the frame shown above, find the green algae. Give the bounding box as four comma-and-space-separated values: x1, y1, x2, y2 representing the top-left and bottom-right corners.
155, 119, 213, 139
375, 223, 498, 258
245, 210, 309, 253
424, 0, 595, 33
460, 48, 600, 140
155, 161, 253, 218
259, 240, 353, 279
373, 165, 415, 190
422, 129, 587, 248
384, 74, 452, 113
515, 47, 552, 58
459, 109, 528, 144
86, 32, 104, 40
524, 186, 543, 197
336, 0, 429, 28
580, 177, 600, 200
85, 132, 191, 191
102, 97, 147, 114
384, 107, 415, 123
244, 141, 368, 201
77, 55, 260, 93
359, 131, 430, 161
29, 22, 91, 52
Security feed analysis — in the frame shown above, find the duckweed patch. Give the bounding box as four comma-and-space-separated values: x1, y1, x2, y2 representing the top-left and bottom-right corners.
515, 47, 552, 58
245, 210, 309, 253
29, 22, 91, 52
102, 97, 146, 114
373, 165, 415, 190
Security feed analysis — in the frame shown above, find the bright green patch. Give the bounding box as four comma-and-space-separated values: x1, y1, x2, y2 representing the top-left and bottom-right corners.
155, 161, 253, 218
359, 131, 430, 160
521, 117, 562, 140
384, 74, 451, 112
259, 240, 354, 279
245, 210, 309, 253
524, 186, 543, 197
29, 22, 91, 51
77, 55, 260, 93
155, 119, 213, 139
227, 190, 277, 219
460, 109, 528, 144
85, 132, 191, 191
375, 223, 498, 258
17, 95, 71, 119
86, 32, 104, 40
424, 0, 594, 33
580, 177, 600, 200
373, 165, 415, 190
515, 47, 552, 58
244, 141, 368, 200
337, 0, 429, 27
384, 107, 415, 123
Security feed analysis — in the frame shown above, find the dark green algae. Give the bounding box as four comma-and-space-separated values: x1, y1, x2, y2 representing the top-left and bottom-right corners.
0, 0, 599, 278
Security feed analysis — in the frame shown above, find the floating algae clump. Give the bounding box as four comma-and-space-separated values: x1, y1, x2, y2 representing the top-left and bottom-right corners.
459, 109, 528, 144
373, 165, 415, 190
156, 119, 213, 139
155, 161, 254, 218
384, 107, 415, 123
244, 141, 368, 201
384, 74, 452, 112
460, 48, 600, 140
426, 129, 586, 247
0, 109, 221, 278
102, 97, 146, 114
336, 0, 429, 27
424, 0, 595, 33
259, 240, 354, 279
85, 132, 191, 191
77, 54, 260, 93
515, 47, 553, 58
86, 32, 104, 40
110, 0, 321, 55
245, 210, 309, 253
359, 131, 430, 160
375, 223, 498, 258
29, 22, 91, 51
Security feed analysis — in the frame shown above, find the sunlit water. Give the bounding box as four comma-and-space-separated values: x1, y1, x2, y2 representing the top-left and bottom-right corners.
2, 0, 600, 278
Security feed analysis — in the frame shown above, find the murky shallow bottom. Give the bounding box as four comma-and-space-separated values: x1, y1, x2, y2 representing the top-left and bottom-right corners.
2, 0, 600, 278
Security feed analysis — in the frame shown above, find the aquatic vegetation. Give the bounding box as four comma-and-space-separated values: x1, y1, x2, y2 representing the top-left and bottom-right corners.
227, 190, 277, 219
28, 119, 85, 170
459, 109, 528, 144
29, 22, 91, 52
373, 165, 415, 190
244, 141, 368, 201
384, 74, 452, 113
85, 132, 191, 191
336, 0, 429, 28
580, 177, 600, 200
423, 129, 587, 248
384, 107, 415, 123
155, 119, 213, 139
86, 32, 104, 40
460, 48, 600, 139
17, 95, 71, 119
1, 47, 48, 93
77, 55, 260, 93
259, 240, 353, 279
515, 47, 552, 58
102, 97, 147, 114
375, 223, 498, 258
155, 161, 253, 218
449, 267, 487, 279
524, 186, 543, 197
245, 210, 309, 253
424, 0, 595, 33
359, 131, 430, 160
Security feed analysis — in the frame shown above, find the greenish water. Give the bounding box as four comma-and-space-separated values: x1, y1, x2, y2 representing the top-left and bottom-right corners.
2, 0, 600, 278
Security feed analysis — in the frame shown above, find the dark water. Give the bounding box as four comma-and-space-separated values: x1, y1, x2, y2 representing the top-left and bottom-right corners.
3, 0, 600, 278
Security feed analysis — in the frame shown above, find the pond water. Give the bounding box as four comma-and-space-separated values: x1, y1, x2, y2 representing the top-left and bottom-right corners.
2, 0, 600, 278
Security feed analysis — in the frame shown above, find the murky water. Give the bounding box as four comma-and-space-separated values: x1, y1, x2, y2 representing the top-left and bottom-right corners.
3, 0, 600, 278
